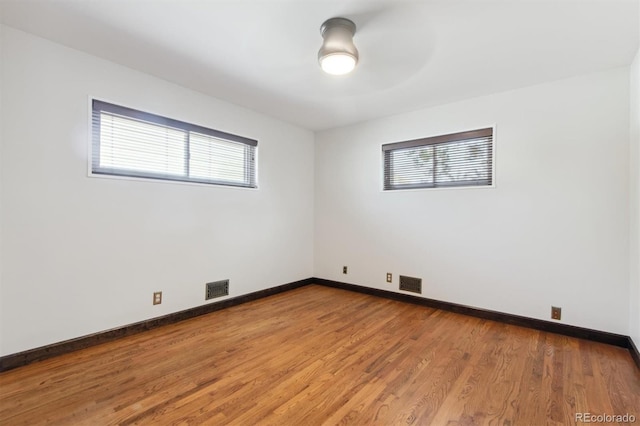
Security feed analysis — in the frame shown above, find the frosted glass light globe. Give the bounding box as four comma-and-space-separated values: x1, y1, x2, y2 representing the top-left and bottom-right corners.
320, 53, 357, 75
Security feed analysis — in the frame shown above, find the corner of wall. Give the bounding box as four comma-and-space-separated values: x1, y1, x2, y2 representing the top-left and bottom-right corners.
0, 24, 5, 356
630, 46, 640, 346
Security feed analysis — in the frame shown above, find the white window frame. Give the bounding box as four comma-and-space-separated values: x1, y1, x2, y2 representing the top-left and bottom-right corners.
89, 99, 258, 189
382, 126, 495, 191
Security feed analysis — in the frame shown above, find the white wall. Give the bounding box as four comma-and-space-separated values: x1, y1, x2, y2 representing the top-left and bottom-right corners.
0, 26, 4, 355
0, 26, 315, 356
630, 48, 640, 346
315, 68, 631, 334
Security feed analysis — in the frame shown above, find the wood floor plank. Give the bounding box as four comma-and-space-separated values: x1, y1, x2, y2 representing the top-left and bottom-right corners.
1, 285, 638, 425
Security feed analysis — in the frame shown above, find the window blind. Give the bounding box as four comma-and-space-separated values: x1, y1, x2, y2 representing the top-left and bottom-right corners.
382, 128, 493, 190
91, 100, 257, 188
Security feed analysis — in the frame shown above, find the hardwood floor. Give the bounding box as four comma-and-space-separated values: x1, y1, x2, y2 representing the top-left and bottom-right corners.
1, 285, 638, 425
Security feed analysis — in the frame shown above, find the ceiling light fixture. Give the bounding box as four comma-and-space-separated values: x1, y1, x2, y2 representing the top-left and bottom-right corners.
318, 17, 358, 76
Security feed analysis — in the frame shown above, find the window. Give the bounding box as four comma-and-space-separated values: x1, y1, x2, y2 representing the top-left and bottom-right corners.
382, 127, 493, 190
91, 100, 257, 188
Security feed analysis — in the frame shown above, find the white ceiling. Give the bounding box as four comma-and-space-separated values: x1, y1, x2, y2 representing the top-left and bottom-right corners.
1, 0, 638, 131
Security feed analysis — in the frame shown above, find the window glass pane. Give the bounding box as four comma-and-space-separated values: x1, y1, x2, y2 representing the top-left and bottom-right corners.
189, 132, 247, 184
435, 139, 491, 184
391, 145, 434, 187
99, 113, 186, 175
